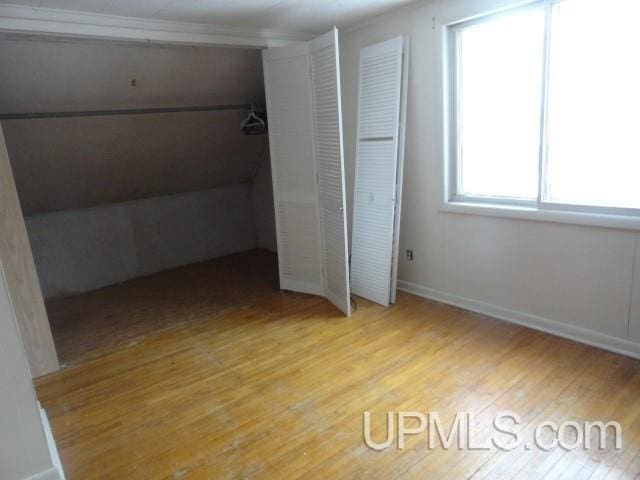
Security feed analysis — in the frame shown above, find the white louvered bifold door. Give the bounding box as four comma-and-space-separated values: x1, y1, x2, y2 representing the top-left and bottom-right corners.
350, 36, 405, 307
263, 30, 351, 315
263, 43, 323, 296
310, 29, 351, 316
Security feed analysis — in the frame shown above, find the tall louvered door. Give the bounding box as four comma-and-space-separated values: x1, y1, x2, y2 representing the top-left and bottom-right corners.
350, 36, 406, 307
389, 38, 409, 304
263, 43, 323, 296
309, 29, 351, 316
263, 30, 351, 315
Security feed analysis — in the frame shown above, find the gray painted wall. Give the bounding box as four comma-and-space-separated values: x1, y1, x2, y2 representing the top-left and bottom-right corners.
251, 158, 277, 253
0, 36, 277, 299
0, 36, 268, 215
3, 111, 269, 216
28, 185, 257, 298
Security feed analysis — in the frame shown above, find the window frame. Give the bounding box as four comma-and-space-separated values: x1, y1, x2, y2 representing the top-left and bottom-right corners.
444, 0, 640, 229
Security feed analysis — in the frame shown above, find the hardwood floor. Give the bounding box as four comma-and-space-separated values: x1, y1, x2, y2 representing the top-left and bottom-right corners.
45, 250, 279, 366
36, 251, 640, 479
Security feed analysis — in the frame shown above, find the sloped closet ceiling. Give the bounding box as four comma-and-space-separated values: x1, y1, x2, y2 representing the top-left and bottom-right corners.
0, 37, 267, 215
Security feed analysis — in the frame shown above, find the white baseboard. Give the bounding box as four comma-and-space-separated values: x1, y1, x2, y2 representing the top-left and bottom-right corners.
397, 280, 640, 360
24, 468, 60, 480
37, 405, 65, 480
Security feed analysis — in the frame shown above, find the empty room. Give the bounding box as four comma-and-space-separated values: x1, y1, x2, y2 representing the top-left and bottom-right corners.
0, 0, 639, 479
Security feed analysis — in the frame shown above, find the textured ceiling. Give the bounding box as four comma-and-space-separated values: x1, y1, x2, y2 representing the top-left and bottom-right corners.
0, 0, 417, 34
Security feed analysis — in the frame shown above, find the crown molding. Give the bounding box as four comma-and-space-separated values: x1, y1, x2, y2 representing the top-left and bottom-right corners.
0, 3, 313, 48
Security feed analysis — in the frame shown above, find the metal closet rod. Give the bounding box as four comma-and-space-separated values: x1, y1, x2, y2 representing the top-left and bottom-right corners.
0, 103, 253, 120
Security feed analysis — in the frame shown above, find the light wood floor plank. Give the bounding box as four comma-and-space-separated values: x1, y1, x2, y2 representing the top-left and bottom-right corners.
35, 251, 640, 479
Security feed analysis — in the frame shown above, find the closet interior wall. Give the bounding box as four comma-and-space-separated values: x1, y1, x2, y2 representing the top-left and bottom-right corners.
0, 36, 277, 299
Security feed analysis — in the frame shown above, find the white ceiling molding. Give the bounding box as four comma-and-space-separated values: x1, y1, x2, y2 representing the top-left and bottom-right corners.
0, 3, 313, 47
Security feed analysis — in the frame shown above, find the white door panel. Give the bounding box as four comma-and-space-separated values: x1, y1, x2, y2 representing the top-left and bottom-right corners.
310, 29, 351, 316
390, 39, 410, 304
351, 36, 406, 307
263, 43, 323, 295
263, 29, 351, 314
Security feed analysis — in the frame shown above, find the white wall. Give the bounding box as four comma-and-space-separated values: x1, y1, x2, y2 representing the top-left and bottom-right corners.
28, 185, 257, 298
0, 261, 59, 480
340, 0, 640, 357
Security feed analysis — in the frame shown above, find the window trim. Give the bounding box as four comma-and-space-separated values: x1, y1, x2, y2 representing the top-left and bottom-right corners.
440, 200, 640, 231
443, 0, 640, 230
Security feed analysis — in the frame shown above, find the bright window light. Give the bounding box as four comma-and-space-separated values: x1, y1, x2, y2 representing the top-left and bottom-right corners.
544, 0, 640, 209
449, 0, 640, 218
456, 7, 545, 200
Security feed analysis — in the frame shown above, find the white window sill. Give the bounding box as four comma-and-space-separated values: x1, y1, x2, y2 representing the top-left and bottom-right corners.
440, 201, 640, 232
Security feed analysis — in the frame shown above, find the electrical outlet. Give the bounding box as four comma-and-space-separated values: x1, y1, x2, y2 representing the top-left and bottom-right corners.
406, 249, 413, 261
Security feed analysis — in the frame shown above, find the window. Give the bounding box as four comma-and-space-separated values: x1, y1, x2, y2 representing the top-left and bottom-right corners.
448, 0, 640, 217
454, 7, 545, 201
